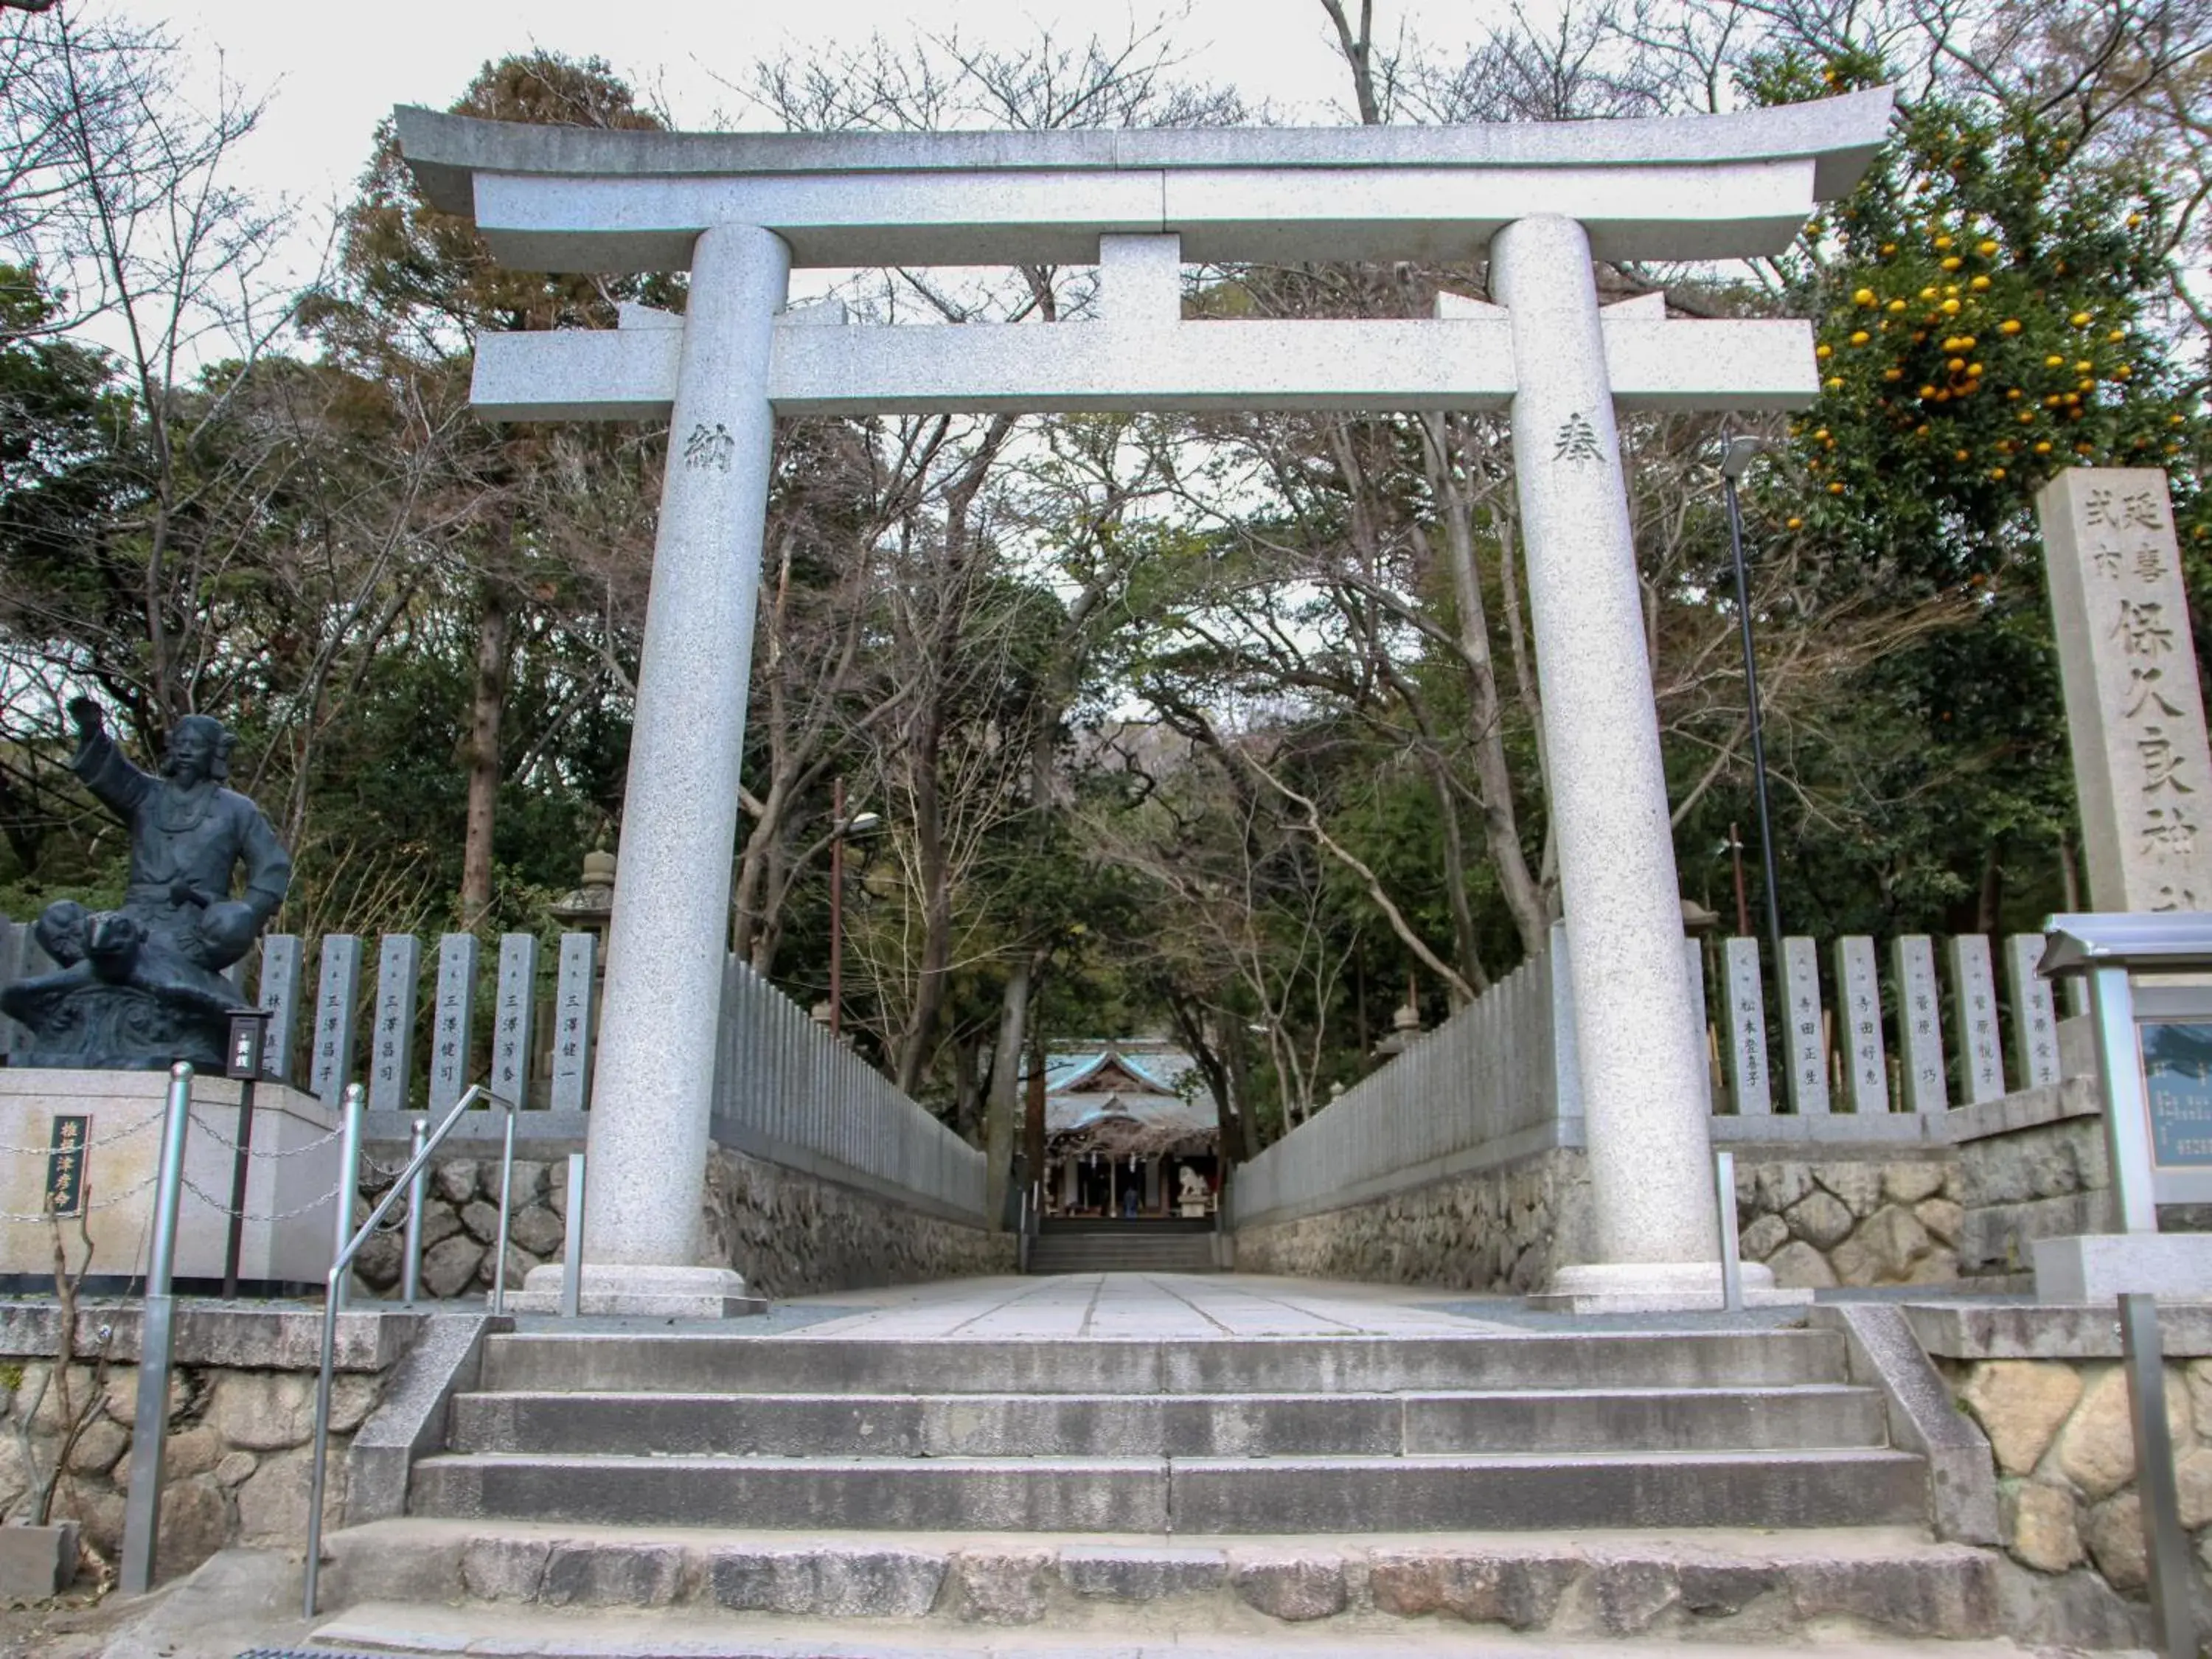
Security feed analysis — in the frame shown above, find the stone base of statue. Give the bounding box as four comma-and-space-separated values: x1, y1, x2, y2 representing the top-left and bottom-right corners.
0, 1070, 339, 1294
1, 907, 243, 1071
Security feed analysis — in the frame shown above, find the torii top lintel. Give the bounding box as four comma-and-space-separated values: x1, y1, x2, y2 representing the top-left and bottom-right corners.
394, 88, 1894, 272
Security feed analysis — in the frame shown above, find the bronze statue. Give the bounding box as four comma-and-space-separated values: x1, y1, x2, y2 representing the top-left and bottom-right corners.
1, 700, 292, 1069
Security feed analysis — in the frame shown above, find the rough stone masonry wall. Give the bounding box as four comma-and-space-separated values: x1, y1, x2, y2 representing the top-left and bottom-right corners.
1732, 1154, 1965, 1290
0, 1350, 378, 1586
1943, 1353, 2212, 1648
1232, 1147, 1970, 1293
352, 1151, 567, 1300
1953, 1080, 2112, 1279
1232, 1150, 1592, 1294
352, 1144, 1012, 1302
1949, 1079, 2212, 1279
703, 1147, 1014, 1298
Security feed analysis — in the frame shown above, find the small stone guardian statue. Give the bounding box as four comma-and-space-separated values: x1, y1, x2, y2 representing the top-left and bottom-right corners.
1178, 1165, 1210, 1215
1, 699, 293, 1069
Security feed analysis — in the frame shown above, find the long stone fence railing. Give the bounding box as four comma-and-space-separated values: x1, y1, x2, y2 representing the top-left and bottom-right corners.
1234, 940, 1578, 1229
1233, 922, 2075, 1232
709, 953, 985, 1222
0, 918, 985, 1225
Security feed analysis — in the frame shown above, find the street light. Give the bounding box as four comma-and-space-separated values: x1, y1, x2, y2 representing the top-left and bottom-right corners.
1720, 435, 1785, 981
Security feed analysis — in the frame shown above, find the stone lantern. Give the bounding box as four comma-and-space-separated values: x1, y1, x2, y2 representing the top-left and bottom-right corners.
550, 849, 617, 966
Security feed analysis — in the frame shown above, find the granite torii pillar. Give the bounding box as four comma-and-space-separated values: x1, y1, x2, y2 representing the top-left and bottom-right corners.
1493, 215, 1725, 1307
557, 224, 788, 1316
395, 90, 1897, 1315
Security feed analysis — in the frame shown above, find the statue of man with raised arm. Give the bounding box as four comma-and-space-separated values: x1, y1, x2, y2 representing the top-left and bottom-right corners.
1, 700, 293, 1069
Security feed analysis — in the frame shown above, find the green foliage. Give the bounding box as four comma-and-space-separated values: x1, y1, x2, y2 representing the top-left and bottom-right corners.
1769, 78, 2204, 563
1706, 58, 2212, 935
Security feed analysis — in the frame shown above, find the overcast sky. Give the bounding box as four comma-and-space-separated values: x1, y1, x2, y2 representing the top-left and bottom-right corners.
126, 1, 1473, 240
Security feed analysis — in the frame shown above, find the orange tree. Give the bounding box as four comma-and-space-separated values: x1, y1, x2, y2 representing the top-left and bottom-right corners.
1727, 50, 2212, 931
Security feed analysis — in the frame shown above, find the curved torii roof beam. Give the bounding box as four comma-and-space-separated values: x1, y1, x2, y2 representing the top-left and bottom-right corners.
396, 87, 1895, 273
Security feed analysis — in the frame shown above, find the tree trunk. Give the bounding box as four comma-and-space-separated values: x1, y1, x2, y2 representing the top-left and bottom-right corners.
1320, 0, 1383, 125
1424, 752, 1489, 1002
1222, 1014, 1257, 1158
984, 952, 1034, 1230
952, 1034, 983, 1146
1977, 838, 2006, 935
1422, 416, 1549, 954
459, 576, 512, 926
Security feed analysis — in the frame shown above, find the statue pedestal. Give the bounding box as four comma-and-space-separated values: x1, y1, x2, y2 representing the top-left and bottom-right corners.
0, 1070, 339, 1294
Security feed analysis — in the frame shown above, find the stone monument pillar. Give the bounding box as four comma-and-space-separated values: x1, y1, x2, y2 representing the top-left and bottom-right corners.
519, 224, 790, 1318
1492, 215, 1762, 1312
2038, 468, 2212, 912
2033, 467, 2212, 1301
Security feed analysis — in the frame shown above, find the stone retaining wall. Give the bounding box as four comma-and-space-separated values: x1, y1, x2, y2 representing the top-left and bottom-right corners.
1231, 1146, 1972, 1293
1952, 1079, 2114, 1278
7, 1353, 372, 1582
0, 1305, 414, 1587
1907, 1303, 2212, 1649
703, 1147, 1014, 1298
1732, 1153, 1964, 1290
1949, 1078, 2210, 1279
351, 1143, 1011, 1302
353, 1149, 566, 1299
1231, 1150, 1591, 1293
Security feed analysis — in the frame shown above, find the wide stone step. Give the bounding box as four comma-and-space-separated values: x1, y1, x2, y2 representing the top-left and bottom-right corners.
1030, 1236, 1217, 1252
476, 1330, 1851, 1396
447, 1384, 1890, 1458
1028, 1256, 1221, 1274
1028, 1265, 1225, 1276
319, 1517, 2002, 1644
1043, 1217, 1216, 1234
407, 1447, 1926, 1532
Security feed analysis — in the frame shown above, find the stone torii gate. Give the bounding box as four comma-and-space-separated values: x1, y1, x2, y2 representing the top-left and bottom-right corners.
398, 90, 1895, 1315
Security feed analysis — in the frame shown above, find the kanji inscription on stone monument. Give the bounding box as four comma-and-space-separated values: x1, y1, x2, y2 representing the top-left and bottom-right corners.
2039, 468, 2212, 911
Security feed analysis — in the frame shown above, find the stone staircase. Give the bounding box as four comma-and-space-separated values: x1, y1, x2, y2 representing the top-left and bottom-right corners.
1027, 1217, 1221, 1274
316, 1320, 2006, 1654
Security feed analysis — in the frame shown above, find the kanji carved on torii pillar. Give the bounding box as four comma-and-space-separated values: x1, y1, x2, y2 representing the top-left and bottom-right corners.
398, 88, 1897, 1315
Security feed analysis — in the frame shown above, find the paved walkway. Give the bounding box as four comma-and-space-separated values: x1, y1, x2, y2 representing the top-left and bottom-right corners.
607, 1272, 1815, 1341
781, 1273, 1493, 1340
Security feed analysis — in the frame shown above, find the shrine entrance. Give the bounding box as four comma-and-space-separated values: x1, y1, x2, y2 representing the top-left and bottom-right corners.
397, 89, 1895, 1314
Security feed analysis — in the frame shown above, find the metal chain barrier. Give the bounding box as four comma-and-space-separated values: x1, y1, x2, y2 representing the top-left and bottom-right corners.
178, 1170, 344, 1225
190, 1115, 346, 1161
0, 1110, 164, 1158
0, 1169, 160, 1223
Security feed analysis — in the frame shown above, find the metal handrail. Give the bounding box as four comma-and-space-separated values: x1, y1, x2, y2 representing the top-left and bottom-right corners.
1714, 1149, 1744, 1312
1016, 1182, 1035, 1274
118, 1062, 196, 1595
303, 1082, 510, 1618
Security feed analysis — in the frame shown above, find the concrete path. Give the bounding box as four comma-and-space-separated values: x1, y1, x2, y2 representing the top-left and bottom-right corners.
778, 1273, 1509, 1340
515, 1272, 1809, 1343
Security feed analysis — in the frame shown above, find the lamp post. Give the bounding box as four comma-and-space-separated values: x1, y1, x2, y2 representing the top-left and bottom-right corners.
1721, 436, 1785, 980
830, 779, 845, 1037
